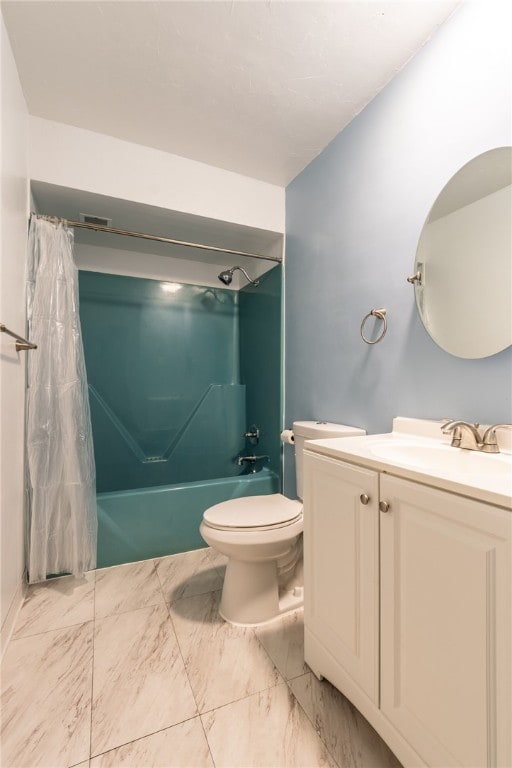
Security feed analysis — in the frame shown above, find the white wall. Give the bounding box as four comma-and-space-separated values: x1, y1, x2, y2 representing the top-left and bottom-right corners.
29, 117, 285, 233
0, 13, 29, 651
75, 242, 246, 289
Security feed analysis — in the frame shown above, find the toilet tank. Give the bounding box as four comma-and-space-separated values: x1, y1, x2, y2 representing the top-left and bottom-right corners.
292, 421, 366, 500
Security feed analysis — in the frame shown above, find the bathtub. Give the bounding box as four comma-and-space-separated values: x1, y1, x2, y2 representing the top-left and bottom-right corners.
96, 467, 280, 568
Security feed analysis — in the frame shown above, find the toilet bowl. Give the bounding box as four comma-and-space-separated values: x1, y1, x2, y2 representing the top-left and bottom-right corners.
200, 494, 303, 625
200, 420, 365, 626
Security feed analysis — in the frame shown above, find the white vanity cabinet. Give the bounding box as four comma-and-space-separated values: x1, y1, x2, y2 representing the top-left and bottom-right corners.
380, 474, 511, 768
303, 451, 379, 702
303, 449, 511, 768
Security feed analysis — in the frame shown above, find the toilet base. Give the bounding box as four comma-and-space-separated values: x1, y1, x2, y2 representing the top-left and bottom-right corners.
219, 557, 304, 627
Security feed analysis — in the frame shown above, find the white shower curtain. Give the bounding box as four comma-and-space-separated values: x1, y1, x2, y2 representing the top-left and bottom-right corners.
26, 217, 97, 583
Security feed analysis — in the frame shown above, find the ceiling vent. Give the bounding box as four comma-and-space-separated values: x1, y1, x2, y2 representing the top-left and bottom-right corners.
79, 213, 112, 227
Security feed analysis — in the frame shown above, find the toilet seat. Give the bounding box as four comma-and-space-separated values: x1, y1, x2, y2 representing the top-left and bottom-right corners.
203, 494, 302, 532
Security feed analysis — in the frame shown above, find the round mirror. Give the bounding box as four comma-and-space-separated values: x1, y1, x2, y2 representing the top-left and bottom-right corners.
413, 147, 512, 358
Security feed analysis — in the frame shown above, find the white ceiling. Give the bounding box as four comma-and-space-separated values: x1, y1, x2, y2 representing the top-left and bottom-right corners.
3, 0, 459, 186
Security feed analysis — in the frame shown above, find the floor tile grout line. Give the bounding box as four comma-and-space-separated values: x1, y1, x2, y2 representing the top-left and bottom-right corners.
284, 673, 342, 768
286, 668, 311, 682
94, 551, 203, 575
9, 616, 94, 643
252, 621, 284, 676
251, 618, 308, 686
153, 558, 218, 609
90, 553, 219, 761
251, 621, 279, 667
80, 677, 335, 767
94, 597, 166, 621
164, 585, 224, 608
154, 549, 226, 605
94, 598, 169, 624
94, 559, 167, 619
250, 610, 342, 768
166, 586, 288, 714
91, 597, 198, 757
11, 552, 221, 636
159, 570, 218, 768
197, 675, 289, 717
198, 712, 217, 768
257, 607, 342, 768
162, 599, 201, 716
158, 557, 221, 705
88, 712, 204, 762
10, 575, 96, 643
160, 561, 285, 765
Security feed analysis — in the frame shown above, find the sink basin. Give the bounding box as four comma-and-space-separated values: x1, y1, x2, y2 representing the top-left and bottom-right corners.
370, 441, 512, 477
306, 418, 512, 508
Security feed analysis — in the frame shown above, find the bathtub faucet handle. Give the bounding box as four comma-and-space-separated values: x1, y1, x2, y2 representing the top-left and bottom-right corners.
244, 425, 260, 445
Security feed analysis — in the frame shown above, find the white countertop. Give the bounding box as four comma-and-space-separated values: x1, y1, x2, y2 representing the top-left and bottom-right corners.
304, 417, 512, 510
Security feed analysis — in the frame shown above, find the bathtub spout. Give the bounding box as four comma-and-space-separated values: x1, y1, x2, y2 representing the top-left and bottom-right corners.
236, 454, 269, 473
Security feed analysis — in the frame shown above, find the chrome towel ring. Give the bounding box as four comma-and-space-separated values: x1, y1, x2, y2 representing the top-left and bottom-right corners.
360, 308, 387, 345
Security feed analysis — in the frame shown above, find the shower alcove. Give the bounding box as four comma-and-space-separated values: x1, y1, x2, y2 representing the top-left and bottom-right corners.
30, 181, 284, 568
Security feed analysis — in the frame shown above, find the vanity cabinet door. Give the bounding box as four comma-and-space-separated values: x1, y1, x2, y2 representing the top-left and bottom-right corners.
303, 451, 379, 702
380, 475, 511, 768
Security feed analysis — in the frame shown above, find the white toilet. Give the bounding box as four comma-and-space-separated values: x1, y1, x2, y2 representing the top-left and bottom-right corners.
200, 420, 365, 626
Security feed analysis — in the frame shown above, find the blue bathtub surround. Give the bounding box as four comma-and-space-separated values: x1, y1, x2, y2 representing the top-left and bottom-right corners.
96, 466, 279, 567
80, 270, 283, 492
79, 272, 246, 492
79, 268, 283, 567
239, 265, 283, 475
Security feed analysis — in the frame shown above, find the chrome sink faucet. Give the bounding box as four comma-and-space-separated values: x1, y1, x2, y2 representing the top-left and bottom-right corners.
442, 421, 512, 453
442, 420, 484, 451
481, 424, 512, 453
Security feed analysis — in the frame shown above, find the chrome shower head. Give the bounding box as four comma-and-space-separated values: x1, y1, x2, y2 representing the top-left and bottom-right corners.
218, 268, 234, 286
217, 266, 259, 287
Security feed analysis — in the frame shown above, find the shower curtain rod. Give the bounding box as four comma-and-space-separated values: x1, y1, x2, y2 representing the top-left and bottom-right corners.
30, 213, 282, 263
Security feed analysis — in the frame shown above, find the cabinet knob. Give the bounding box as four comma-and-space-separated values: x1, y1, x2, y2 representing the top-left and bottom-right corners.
379, 501, 390, 513
360, 493, 370, 505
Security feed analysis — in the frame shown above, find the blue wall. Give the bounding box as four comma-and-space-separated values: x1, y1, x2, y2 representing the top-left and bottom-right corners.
284, 3, 512, 496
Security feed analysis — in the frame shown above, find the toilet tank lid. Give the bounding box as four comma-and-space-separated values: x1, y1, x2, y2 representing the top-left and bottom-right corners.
293, 421, 366, 439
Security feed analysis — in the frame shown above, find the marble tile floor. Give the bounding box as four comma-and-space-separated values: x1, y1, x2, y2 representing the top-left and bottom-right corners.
1, 547, 403, 768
